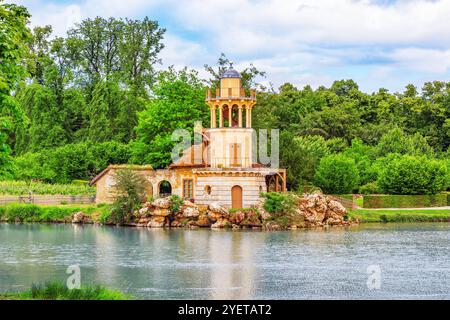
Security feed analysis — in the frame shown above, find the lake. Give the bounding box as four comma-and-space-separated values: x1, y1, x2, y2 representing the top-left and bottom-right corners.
0, 223, 449, 299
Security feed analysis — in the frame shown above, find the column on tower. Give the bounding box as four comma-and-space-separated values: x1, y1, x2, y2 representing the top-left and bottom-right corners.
248, 108, 252, 127
211, 106, 216, 128
238, 106, 243, 127
228, 106, 232, 128
218, 105, 223, 127
245, 106, 250, 128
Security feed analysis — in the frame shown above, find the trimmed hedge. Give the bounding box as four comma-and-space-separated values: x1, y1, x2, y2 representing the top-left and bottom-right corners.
363, 193, 448, 208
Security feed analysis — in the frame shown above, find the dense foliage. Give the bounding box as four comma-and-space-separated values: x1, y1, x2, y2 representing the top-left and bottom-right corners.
1, 2, 450, 195
313, 154, 360, 194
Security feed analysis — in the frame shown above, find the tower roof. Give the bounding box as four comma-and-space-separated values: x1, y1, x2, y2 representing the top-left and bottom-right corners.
221, 62, 241, 79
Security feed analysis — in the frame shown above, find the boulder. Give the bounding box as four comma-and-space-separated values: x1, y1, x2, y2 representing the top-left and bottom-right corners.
152, 197, 171, 209
183, 206, 199, 218
147, 216, 166, 228
152, 208, 170, 217
328, 200, 346, 216
229, 211, 245, 224
208, 202, 228, 215
195, 214, 211, 227
211, 218, 231, 229
72, 211, 91, 224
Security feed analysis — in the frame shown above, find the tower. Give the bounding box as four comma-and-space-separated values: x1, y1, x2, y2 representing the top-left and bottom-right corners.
205, 63, 257, 169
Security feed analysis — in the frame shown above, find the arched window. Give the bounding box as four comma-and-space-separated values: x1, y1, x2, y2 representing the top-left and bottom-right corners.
158, 180, 172, 197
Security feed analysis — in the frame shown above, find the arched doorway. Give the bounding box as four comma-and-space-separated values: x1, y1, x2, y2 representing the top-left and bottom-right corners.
231, 185, 243, 209
158, 180, 172, 197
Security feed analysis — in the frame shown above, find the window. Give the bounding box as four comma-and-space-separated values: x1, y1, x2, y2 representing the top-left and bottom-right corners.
183, 179, 193, 199
205, 185, 211, 195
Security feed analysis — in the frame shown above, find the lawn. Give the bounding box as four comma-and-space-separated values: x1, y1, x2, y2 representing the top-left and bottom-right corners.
348, 208, 450, 223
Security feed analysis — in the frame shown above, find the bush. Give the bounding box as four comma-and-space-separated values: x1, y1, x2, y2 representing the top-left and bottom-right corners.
261, 192, 296, 214
313, 154, 360, 194
377, 155, 448, 195
363, 194, 448, 208
359, 182, 380, 195
109, 168, 148, 224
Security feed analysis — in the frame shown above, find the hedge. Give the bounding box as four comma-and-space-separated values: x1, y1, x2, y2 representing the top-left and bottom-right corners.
363, 193, 448, 208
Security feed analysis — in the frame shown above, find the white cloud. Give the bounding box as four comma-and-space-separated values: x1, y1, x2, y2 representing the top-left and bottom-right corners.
10, 0, 450, 93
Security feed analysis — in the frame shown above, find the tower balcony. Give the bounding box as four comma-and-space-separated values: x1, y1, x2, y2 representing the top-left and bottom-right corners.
205, 88, 256, 101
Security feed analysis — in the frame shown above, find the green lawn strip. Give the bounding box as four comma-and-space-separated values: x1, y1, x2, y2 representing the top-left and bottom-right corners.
348, 209, 450, 223
0, 282, 128, 300
0, 180, 95, 196
0, 203, 111, 223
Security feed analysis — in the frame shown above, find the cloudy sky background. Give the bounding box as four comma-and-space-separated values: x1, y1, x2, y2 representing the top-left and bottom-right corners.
10, 0, 450, 93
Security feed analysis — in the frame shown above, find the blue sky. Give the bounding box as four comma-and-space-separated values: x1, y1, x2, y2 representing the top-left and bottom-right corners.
11, 0, 450, 93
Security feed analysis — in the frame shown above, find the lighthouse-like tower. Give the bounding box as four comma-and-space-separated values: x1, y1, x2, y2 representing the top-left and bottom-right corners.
205, 64, 257, 169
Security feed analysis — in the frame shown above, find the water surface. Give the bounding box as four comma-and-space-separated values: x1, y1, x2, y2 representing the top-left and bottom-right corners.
0, 223, 449, 299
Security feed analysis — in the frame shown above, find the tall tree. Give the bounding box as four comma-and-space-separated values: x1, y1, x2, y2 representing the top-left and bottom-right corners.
0, 1, 31, 175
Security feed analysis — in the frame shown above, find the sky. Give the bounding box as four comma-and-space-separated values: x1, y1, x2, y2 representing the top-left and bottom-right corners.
9, 0, 450, 93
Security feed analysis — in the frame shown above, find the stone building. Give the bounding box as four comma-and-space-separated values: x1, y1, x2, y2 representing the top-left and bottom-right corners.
90, 65, 286, 208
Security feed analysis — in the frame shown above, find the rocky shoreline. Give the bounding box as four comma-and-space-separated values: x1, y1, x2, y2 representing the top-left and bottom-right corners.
71, 193, 358, 230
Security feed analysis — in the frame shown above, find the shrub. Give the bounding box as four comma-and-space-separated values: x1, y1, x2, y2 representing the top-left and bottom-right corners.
109, 168, 148, 224
359, 182, 380, 194
169, 195, 184, 213
261, 192, 296, 214
377, 155, 448, 195
313, 154, 360, 194
362, 194, 448, 208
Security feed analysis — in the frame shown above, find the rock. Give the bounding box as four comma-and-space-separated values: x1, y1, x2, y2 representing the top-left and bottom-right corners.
263, 221, 280, 231
183, 206, 199, 218
229, 211, 245, 224
170, 220, 183, 228
196, 214, 211, 227
138, 207, 149, 215
72, 211, 91, 223
152, 197, 171, 209
211, 218, 231, 229
152, 208, 170, 217
328, 200, 346, 216
232, 224, 240, 229
183, 200, 197, 207
259, 209, 271, 221
147, 216, 166, 228
208, 202, 228, 215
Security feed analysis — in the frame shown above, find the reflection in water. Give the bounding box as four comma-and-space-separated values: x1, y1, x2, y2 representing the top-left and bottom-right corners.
1, 223, 450, 299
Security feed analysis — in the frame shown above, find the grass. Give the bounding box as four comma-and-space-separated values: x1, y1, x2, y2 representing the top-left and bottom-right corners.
348, 208, 450, 223
0, 282, 128, 300
0, 203, 111, 223
0, 180, 96, 196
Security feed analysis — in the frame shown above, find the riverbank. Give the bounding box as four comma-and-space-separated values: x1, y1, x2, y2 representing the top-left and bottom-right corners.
1, 200, 450, 228
0, 282, 127, 300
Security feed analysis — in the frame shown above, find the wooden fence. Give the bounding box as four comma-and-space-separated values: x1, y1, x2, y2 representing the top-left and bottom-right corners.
0, 194, 95, 205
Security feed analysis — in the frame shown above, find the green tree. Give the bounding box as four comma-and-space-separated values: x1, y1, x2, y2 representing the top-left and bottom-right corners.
0, 2, 31, 175
313, 154, 360, 194
131, 67, 208, 168
280, 133, 330, 190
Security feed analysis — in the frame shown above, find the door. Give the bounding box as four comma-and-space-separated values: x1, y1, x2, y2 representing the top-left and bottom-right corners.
231, 185, 243, 209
